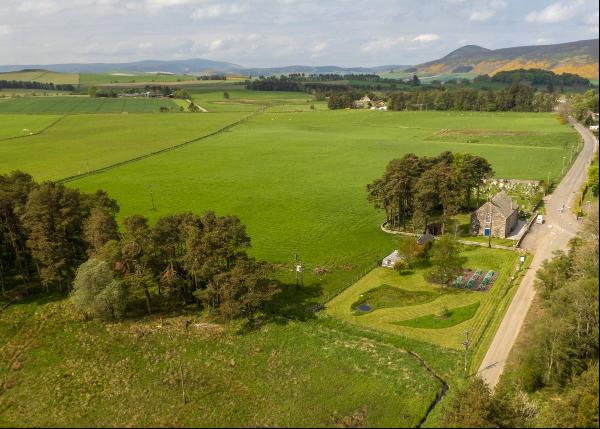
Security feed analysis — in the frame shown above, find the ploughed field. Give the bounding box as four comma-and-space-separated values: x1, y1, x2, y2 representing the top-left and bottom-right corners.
0, 94, 578, 297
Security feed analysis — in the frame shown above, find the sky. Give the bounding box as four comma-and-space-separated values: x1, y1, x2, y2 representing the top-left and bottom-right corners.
0, 0, 598, 67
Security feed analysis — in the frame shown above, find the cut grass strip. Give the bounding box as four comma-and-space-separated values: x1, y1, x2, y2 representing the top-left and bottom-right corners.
394, 302, 480, 329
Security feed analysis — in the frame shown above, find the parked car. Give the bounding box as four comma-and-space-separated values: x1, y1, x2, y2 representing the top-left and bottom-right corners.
536, 214, 544, 224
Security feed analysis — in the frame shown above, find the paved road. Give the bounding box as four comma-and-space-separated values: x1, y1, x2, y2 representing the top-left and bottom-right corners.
478, 120, 598, 389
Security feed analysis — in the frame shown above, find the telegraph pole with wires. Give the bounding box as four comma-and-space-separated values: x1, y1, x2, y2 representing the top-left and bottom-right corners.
462, 329, 474, 374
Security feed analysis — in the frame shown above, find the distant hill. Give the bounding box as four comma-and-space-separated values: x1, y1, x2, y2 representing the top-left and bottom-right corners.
0, 58, 244, 74
416, 39, 599, 79
0, 59, 406, 77
1, 38, 596, 80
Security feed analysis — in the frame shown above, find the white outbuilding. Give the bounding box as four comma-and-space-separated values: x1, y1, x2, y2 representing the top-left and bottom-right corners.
381, 250, 402, 268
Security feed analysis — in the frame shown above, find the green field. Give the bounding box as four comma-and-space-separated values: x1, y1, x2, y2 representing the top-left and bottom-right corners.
45, 109, 576, 297
79, 73, 247, 86
0, 96, 181, 114
0, 112, 249, 180
326, 247, 519, 349
191, 89, 314, 112
0, 298, 445, 427
0, 114, 62, 140
0, 90, 579, 427
0, 70, 79, 85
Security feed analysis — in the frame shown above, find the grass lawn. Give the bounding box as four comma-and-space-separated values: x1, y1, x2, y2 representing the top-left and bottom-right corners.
395, 302, 480, 329
0, 112, 249, 181
0, 96, 181, 114
0, 297, 442, 427
325, 246, 520, 350
351, 285, 439, 314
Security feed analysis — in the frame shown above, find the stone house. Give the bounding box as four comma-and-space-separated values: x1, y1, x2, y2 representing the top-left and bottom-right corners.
471, 192, 519, 238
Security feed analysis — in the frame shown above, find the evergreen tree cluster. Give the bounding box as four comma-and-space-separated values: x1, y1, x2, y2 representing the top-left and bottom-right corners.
0, 80, 75, 91
476, 68, 591, 88
0, 171, 279, 323
367, 152, 493, 233
387, 83, 556, 112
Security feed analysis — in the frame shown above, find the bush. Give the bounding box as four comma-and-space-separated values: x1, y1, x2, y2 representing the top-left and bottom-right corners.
393, 259, 411, 274
70, 258, 128, 320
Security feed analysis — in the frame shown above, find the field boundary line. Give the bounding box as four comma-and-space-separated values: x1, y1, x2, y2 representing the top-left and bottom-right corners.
57, 109, 263, 184
0, 115, 68, 142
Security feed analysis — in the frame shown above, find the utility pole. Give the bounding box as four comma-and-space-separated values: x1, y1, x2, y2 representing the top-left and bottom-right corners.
561, 156, 566, 177
462, 329, 473, 374
147, 184, 155, 210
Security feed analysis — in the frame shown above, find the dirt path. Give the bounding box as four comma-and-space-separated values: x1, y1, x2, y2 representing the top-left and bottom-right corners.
477, 120, 598, 389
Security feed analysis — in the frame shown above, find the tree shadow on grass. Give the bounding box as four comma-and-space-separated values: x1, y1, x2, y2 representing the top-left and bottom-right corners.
264, 281, 324, 324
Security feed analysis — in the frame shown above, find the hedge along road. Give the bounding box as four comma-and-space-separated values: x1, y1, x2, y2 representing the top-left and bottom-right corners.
478, 119, 598, 389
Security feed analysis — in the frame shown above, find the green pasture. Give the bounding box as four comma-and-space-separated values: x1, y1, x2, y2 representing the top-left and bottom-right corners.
0, 96, 181, 114
325, 247, 519, 349
0, 103, 576, 298
0, 112, 249, 180
0, 70, 79, 85
0, 298, 441, 427
80, 72, 196, 84
0, 114, 62, 140
79, 73, 247, 86
191, 89, 314, 112
56, 110, 576, 296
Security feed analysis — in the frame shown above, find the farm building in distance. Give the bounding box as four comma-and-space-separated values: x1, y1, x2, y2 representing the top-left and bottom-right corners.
354, 95, 387, 110
471, 192, 519, 238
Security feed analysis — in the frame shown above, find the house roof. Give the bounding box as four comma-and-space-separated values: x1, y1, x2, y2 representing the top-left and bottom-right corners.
383, 250, 400, 261
490, 191, 517, 217
417, 233, 435, 246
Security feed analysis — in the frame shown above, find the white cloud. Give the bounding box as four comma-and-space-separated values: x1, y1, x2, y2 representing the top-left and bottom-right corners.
192, 2, 245, 20
208, 38, 223, 52
468, 0, 507, 22
0, 24, 12, 36
526, 1, 583, 23
18, 0, 61, 15
310, 41, 327, 58
360, 36, 406, 53
469, 10, 494, 21
143, 0, 207, 9
413, 34, 440, 42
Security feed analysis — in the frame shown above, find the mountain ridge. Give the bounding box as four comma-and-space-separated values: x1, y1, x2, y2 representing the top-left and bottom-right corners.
418, 38, 599, 79
1, 39, 597, 79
